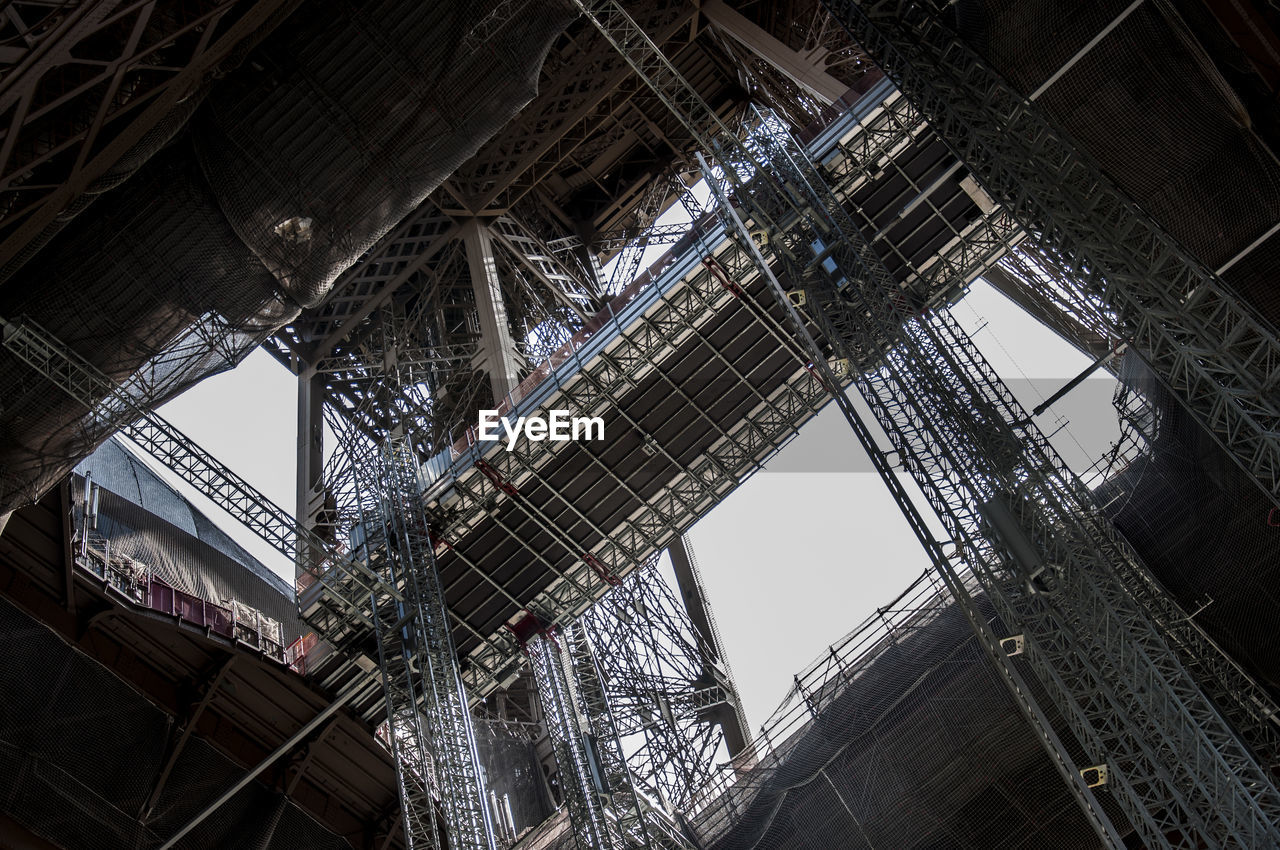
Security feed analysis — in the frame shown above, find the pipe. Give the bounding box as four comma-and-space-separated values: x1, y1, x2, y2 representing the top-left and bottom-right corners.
1031, 345, 1124, 418
156, 679, 374, 850
1029, 0, 1147, 102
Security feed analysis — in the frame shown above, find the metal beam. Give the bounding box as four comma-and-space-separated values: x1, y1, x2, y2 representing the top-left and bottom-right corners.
156, 679, 374, 850
307, 218, 462, 367
666, 535, 748, 757
825, 0, 1280, 508
297, 371, 326, 582
461, 2, 700, 212
0, 0, 305, 278
462, 218, 523, 401
701, 0, 848, 104
141, 655, 238, 823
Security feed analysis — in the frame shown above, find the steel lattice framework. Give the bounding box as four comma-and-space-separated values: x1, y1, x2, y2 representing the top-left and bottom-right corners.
18, 5, 1274, 847
573, 1, 1280, 846
0, 311, 539, 850
734, 73, 1280, 850
821, 0, 1280, 509
526, 619, 695, 850
527, 627, 613, 848
350, 427, 497, 850
0, 0, 303, 272
579, 557, 742, 812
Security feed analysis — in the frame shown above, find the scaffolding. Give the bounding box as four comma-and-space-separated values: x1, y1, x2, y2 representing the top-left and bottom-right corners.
350, 433, 496, 850
573, 1, 1280, 846
522, 614, 694, 850
822, 0, 1280, 510
579, 555, 744, 812
11, 5, 1280, 847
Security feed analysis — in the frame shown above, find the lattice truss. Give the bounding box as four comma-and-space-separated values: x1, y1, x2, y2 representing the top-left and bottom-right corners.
263, 0, 873, 460
703, 1, 875, 128
312, 221, 594, 458
0, 0, 299, 263
570, 2, 1280, 847
525, 618, 696, 850
824, 0, 1280, 508
738, 86, 1280, 850
578, 557, 736, 812
745, 0, 876, 89
321, 399, 497, 850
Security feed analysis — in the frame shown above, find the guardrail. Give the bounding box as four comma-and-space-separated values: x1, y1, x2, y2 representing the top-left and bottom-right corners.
72, 524, 312, 672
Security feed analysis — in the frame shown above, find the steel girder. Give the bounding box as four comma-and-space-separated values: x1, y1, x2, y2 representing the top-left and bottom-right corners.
442, 244, 831, 693
605, 170, 674, 294
579, 558, 740, 813
823, 0, 1280, 509
726, 96, 1280, 850
527, 621, 695, 850
444, 0, 699, 215
574, 0, 1280, 844
0, 0, 302, 272
527, 628, 617, 849
435, 81, 1020, 694
270, 200, 460, 364
272, 0, 727, 381
357, 434, 497, 850
278, 210, 600, 460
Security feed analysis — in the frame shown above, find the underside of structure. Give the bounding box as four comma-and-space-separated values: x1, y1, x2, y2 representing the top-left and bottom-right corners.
0, 1, 1278, 849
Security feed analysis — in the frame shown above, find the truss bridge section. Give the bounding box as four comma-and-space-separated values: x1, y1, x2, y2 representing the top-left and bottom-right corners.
298, 81, 1018, 700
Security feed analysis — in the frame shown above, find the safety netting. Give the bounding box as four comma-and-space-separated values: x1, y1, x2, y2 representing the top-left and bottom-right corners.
0, 0, 576, 515
0, 594, 349, 850
474, 717, 557, 844
679, 571, 1130, 850
950, 0, 1280, 327
1094, 352, 1280, 695
71, 437, 305, 644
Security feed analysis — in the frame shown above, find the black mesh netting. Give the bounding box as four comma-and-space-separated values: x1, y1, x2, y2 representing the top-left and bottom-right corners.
681, 578, 1131, 850
952, 0, 1280, 328
0, 594, 350, 850
1095, 352, 1280, 692
0, 0, 576, 515
474, 719, 555, 840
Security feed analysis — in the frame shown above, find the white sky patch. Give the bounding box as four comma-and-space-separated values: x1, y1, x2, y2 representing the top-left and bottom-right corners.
153, 255, 1119, 733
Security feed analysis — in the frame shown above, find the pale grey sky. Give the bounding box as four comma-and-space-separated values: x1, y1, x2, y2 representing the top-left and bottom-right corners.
685, 279, 1118, 731
137, 274, 1119, 738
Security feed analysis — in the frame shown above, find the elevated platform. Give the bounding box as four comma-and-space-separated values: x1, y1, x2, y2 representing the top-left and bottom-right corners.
298, 80, 1014, 696
0, 441, 405, 849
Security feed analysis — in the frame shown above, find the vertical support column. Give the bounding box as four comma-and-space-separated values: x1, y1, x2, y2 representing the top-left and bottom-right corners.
666, 536, 749, 758
380, 437, 496, 850
573, 237, 607, 297
345, 430, 496, 850
700, 0, 849, 104
564, 624, 658, 849
461, 218, 522, 403
346, 434, 443, 850
526, 626, 616, 850
525, 616, 695, 850
296, 369, 326, 580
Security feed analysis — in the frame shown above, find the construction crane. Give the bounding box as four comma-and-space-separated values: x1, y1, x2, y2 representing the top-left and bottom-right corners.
571, 1, 1280, 847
